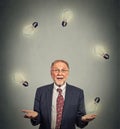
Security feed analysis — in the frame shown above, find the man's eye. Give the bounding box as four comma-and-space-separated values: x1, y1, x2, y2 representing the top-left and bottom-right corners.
55, 70, 59, 72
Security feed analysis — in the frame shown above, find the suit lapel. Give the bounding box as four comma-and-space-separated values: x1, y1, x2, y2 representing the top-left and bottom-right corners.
62, 84, 72, 123
46, 84, 54, 126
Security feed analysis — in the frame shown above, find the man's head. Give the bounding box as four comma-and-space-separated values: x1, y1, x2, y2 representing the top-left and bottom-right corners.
50, 60, 69, 87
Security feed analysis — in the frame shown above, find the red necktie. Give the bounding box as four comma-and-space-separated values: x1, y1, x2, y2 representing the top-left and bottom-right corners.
55, 88, 64, 129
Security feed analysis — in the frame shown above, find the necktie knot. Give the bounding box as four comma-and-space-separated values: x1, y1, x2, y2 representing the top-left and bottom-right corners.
57, 88, 62, 94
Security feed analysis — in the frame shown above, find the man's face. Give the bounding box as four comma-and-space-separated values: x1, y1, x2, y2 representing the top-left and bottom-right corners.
51, 62, 69, 86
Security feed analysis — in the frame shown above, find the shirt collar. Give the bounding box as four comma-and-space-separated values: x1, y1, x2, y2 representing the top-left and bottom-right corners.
54, 83, 66, 91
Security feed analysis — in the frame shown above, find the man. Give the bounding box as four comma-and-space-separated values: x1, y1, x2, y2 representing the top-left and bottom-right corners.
22, 59, 96, 129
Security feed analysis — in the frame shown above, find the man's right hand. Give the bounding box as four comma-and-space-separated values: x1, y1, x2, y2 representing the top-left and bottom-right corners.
22, 110, 38, 119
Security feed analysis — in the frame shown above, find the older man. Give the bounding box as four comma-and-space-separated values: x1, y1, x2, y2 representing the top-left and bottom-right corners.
22, 59, 96, 129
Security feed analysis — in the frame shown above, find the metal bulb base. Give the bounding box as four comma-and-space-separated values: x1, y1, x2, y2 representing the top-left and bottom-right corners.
62, 21, 67, 27
22, 81, 29, 87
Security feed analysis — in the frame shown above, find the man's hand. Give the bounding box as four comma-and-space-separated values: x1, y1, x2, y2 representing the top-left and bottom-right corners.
81, 114, 96, 122
22, 110, 38, 119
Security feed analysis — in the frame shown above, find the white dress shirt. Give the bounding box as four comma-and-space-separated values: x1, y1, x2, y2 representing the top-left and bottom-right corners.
51, 83, 66, 129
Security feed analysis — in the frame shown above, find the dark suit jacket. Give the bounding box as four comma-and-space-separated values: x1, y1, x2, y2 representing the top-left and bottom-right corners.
31, 83, 88, 129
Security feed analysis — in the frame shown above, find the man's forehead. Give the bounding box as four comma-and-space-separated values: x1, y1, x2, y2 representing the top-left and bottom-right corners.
52, 62, 67, 66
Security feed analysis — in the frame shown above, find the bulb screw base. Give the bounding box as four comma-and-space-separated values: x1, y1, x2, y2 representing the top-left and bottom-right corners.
103, 53, 109, 59
22, 81, 29, 87
62, 21, 67, 27
32, 22, 38, 28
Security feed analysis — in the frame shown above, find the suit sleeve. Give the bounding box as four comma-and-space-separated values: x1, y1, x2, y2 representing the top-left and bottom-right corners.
31, 88, 41, 126
76, 90, 88, 128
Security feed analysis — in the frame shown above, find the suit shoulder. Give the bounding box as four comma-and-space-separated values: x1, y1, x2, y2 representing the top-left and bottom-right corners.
67, 84, 83, 92
36, 83, 53, 91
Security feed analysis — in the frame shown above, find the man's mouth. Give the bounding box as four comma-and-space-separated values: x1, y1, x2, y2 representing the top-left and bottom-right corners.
56, 77, 64, 80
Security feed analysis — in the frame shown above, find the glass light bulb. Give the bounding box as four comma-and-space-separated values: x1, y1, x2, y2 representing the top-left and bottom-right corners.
93, 97, 100, 113
86, 97, 101, 114
14, 72, 29, 87
61, 9, 73, 27
95, 46, 109, 59
23, 22, 38, 37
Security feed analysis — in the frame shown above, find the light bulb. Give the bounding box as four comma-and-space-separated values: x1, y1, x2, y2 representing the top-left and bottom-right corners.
14, 72, 29, 87
86, 97, 101, 114
93, 97, 100, 112
95, 45, 109, 59
61, 9, 73, 27
23, 21, 38, 37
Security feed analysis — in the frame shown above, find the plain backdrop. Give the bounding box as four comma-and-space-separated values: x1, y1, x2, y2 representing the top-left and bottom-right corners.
0, 0, 119, 129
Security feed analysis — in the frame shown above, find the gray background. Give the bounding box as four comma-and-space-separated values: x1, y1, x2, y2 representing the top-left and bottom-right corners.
0, 0, 119, 129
